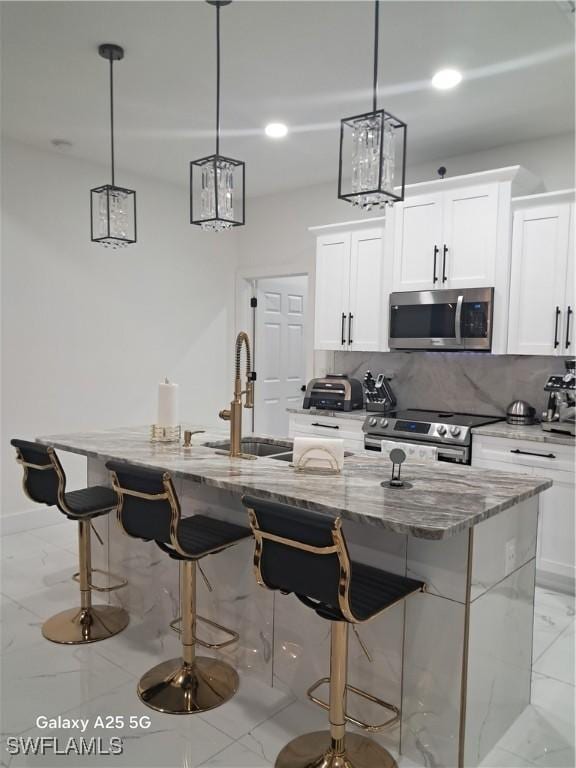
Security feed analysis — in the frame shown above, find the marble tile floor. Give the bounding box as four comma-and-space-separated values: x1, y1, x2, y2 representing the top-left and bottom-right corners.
1, 521, 574, 768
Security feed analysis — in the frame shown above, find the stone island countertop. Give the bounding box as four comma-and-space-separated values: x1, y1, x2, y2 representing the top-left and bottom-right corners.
36, 425, 551, 541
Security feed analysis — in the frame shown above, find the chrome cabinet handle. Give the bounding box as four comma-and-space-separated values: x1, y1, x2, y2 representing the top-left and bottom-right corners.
433, 245, 439, 284
566, 306, 573, 349
554, 306, 561, 348
348, 313, 353, 345
311, 422, 340, 429
511, 448, 556, 459
442, 245, 448, 283
455, 295, 463, 346
341, 313, 346, 345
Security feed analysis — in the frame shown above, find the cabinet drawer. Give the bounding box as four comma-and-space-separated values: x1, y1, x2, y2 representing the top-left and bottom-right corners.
473, 435, 574, 473
289, 413, 364, 438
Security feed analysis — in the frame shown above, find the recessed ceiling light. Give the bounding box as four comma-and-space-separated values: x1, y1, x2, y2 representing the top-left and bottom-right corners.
431, 69, 463, 90
265, 122, 288, 139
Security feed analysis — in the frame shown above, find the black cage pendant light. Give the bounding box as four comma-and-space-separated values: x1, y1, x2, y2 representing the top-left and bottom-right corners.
190, 0, 245, 231
338, 0, 407, 210
90, 43, 136, 248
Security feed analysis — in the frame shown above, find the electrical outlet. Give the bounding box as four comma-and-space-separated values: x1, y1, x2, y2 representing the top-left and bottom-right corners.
505, 538, 517, 576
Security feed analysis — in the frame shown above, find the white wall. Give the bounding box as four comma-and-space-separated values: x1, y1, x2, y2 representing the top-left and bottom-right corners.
1, 138, 238, 517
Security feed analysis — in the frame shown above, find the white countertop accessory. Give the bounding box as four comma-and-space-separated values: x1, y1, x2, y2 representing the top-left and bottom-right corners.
293, 436, 345, 474
381, 440, 438, 462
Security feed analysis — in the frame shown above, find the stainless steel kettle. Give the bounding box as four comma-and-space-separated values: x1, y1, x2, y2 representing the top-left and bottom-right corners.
506, 400, 536, 426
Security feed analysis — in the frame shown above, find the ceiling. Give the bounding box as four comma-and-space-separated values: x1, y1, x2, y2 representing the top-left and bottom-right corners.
1, 1, 574, 196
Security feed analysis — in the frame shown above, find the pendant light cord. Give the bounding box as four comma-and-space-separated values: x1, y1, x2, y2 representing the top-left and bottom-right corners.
372, 0, 379, 112
109, 56, 115, 187
215, 2, 221, 157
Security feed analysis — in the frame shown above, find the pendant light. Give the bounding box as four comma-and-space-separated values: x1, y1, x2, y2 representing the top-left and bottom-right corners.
338, 0, 407, 210
90, 43, 136, 248
190, 0, 245, 231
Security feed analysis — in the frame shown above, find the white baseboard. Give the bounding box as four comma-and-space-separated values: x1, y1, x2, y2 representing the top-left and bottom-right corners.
537, 568, 575, 596
0, 506, 63, 536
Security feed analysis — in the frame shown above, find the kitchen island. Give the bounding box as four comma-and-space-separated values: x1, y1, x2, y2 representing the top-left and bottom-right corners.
37, 426, 551, 768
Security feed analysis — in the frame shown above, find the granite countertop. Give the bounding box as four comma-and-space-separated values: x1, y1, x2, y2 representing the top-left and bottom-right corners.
473, 421, 575, 447
36, 426, 551, 541
287, 407, 367, 422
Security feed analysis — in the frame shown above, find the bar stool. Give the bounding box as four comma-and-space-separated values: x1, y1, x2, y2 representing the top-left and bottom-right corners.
107, 460, 251, 715
11, 439, 129, 644
242, 495, 425, 768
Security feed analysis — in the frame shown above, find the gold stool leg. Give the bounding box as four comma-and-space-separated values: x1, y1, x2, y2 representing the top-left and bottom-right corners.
137, 560, 239, 714
42, 519, 129, 644
275, 622, 397, 768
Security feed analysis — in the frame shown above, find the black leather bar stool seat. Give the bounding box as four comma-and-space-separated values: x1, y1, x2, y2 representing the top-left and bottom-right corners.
158, 514, 249, 560
107, 460, 251, 715
242, 495, 425, 768
11, 439, 129, 645
61, 486, 118, 518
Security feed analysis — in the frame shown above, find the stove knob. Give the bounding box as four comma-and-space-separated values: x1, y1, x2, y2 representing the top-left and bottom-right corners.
437, 425, 447, 436
369, 417, 378, 427
379, 418, 389, 428
450, 426, 461, 437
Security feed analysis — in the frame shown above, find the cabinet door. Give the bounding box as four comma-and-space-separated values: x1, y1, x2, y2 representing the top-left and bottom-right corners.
442, 184, 499, 288
314, 232, 351, 350
392, 193, 443, 291
538, 473, 575, 583
563, 204, 575, 355
507, 204, 571, 355
348, 228, 385, 351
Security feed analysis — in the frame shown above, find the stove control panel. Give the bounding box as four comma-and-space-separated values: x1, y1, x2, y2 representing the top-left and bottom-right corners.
362, 415, 472, 446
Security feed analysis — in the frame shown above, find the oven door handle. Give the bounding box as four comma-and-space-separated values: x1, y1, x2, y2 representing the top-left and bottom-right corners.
455, 294, 464, 346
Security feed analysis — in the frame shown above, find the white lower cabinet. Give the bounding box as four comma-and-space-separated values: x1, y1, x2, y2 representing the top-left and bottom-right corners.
288, 412, 365, 453
473, 434, 575, 591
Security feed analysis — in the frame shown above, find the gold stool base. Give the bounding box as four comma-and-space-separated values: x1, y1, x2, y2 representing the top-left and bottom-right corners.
275, 731, 398, 768
42, 605, 129, 644
137, 656, 239, 714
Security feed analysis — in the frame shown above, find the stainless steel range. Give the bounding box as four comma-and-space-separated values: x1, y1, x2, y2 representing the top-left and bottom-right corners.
363, 409, 503, 464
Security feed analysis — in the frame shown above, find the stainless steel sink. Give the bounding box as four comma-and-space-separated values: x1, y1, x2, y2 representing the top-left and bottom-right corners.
204, 438, 293, 457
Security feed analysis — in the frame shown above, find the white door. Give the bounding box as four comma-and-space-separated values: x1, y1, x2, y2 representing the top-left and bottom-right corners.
563, 204, 575, 355
314, 233, 351, 350
507, 204, 571, 355
254, 275, 307, 437
442, 184, 499, 288
392, 193, 443, 291
348, 228, 385, 351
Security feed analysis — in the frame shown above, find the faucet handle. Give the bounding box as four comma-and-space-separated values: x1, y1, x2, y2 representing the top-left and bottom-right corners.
219, 409, 231, 421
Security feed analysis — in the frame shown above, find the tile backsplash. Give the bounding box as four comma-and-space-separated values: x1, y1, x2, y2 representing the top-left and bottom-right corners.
333, 351, 570, 417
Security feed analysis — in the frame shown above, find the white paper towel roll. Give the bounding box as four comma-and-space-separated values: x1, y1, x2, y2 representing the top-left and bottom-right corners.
293, 437, 345, 472
381, 440, 438, 462
157, 378, 179, 427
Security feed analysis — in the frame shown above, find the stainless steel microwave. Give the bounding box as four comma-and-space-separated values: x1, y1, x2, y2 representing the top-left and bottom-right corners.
389, 287, 494, 351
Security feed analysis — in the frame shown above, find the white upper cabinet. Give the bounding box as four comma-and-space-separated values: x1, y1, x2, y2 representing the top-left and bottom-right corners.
564, 207, 575, 355
348, 229, 385, 351
393, 181, 501, 292
507, 195, 574, 356
314, 232, 351, 350
442, 184, 499, 288
313, 224, 387, 352
393, 193, 443, 290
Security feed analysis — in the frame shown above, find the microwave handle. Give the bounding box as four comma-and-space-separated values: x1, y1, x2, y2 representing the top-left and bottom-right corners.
455, 295, 463, 345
